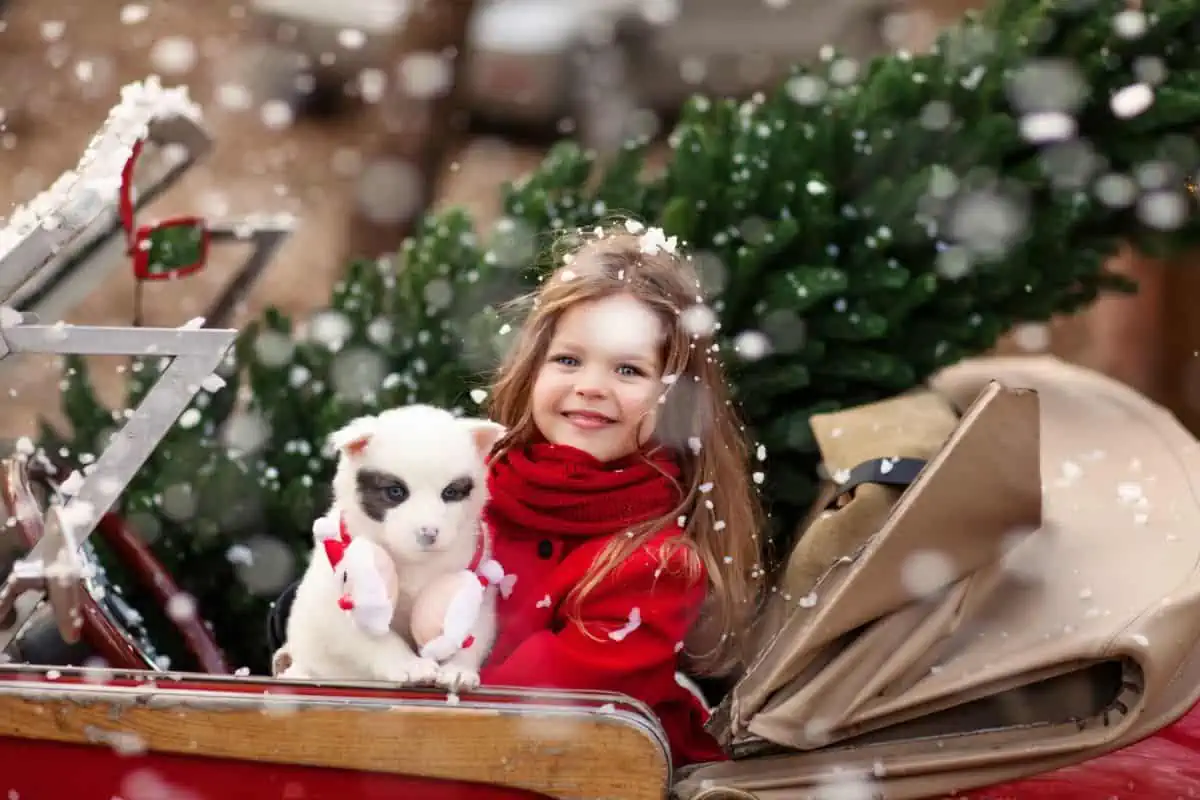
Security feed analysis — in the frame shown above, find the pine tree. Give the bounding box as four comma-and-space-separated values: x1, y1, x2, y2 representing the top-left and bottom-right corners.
43, 0, 1200, 672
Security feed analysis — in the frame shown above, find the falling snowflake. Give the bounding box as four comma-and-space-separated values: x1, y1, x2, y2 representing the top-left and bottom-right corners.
119, 4, 150, 24
1019, 111, 1076, 144
811, 768, 880, 800
1112, 9, 1148, 38
1111, 83, 1154, 119
149, 36, 198, 75
355, 158, 423, 225
680, 304, 717, 337
259, 100, 294, 131
231, 535, 297, 596
733, 330, 771, 360
166, 592, 197, 622
609, 607, 642, 641
900, 549, 955, 598
201, 373, 227, 393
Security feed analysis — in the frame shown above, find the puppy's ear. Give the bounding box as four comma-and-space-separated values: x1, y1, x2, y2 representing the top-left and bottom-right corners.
460, 418, 506, 460
329, 415, 379, 458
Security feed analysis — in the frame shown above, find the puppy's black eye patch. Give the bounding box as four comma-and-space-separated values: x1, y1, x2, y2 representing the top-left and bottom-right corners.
441, 476, 474, 503
356, 469, 409, 522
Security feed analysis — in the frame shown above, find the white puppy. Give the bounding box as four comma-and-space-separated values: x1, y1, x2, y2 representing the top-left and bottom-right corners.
280, 404, 504, 691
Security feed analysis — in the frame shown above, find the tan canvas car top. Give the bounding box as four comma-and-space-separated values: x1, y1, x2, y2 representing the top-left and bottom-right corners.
676, 355, 1200, 799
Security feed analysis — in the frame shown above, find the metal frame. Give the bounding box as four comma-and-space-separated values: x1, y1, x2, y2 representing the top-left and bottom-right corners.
0, 80, 242, 655
0, 113, 212, 315
201, 218, 296, 327
0, 114, 295, 330
0, 459, 85, 649
0, 318, 236, 652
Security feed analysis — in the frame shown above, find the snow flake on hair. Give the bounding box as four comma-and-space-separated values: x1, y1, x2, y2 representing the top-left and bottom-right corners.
639, 226, 678, 256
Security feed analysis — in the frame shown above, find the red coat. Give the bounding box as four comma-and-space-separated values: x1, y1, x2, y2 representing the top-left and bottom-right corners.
479, 521, 727, 769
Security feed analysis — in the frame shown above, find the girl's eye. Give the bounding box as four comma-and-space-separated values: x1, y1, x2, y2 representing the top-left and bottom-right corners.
617, 364, 645, 377
552, 355, 579, 367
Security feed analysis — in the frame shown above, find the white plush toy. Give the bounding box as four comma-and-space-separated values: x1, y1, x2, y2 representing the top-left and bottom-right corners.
312, 513, 398, 637
312, 512, 514, 661
411, 558, 511, 662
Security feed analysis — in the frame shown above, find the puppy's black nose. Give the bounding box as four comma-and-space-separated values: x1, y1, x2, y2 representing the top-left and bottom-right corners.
415, 527, 439, 548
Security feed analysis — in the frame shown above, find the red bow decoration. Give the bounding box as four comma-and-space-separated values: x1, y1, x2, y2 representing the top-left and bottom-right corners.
120, 138, 211, 282
322, 516, 353, 569
324, 514, 352, 561
322, 516, 357, 611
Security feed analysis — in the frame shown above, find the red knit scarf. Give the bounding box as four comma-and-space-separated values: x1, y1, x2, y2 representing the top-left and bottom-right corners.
486, 443, 683, 540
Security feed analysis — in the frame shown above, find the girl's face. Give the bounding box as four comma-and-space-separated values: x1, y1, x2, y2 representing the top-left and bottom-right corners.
531, 293, 665, 463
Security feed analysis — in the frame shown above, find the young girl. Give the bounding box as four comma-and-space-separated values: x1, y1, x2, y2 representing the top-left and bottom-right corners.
479, 223, 765, 768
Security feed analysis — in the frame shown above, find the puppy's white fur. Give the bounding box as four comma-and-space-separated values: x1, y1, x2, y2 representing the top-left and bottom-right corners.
281, 404, 504, 691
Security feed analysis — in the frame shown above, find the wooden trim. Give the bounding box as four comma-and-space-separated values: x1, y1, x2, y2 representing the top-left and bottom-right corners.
0, 676, 670, 800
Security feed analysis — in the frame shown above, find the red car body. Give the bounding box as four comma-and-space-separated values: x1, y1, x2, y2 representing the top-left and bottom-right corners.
966, 703, 1200, 799
2, 668, 1198, 800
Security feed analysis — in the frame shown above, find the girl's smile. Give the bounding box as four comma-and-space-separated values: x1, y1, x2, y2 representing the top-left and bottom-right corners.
562, 410, 616, 429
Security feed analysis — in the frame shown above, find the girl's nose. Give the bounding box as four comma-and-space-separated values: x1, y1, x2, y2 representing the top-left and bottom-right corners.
573, 368, 608, 397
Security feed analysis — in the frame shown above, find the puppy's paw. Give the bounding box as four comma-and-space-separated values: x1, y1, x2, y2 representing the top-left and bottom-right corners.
435, 665, 481, 692
278, 664, 309, 680
408, 657, 441, 684
376, 656, 440, 685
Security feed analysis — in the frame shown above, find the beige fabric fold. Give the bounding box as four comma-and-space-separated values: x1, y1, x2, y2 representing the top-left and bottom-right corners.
743, 390, 961, 672
714, 380, 1042, 752
678, 356, 1200, 799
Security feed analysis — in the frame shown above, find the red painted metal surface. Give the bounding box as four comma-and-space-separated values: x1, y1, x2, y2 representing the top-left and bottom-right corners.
8, 714, 1200, 800
0, 738, 553, 800
961, 703, 1200, 799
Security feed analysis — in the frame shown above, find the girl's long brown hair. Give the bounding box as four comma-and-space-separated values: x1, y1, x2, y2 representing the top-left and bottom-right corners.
487, 225, 765, 677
